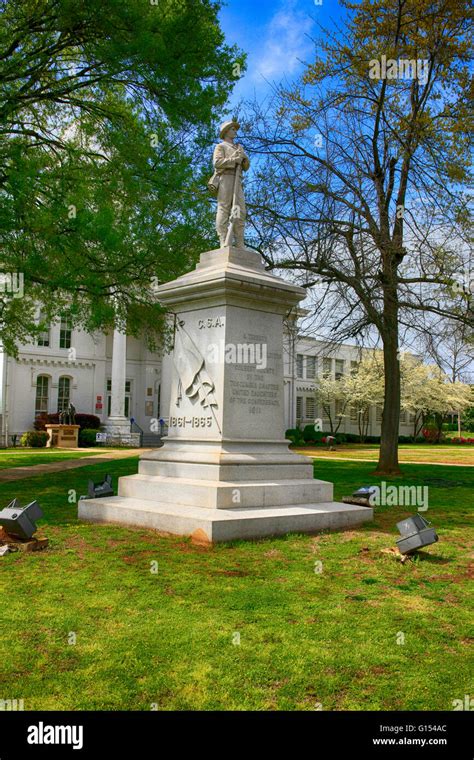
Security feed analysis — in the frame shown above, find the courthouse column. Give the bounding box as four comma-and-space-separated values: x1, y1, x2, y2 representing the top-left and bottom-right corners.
104, 325, 130, 440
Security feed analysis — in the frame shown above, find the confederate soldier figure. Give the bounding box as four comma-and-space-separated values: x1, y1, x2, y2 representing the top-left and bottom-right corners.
60, 402, 76, 426
68, 402, 76, 425
211, 120, 250, 248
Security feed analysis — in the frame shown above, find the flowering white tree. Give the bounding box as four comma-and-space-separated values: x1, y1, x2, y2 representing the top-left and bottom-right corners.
400, 354, 473, 440
315, 375, 351, 434
344, 356, 384, 441
315, 352, 472, 442
315, 354, 385, 440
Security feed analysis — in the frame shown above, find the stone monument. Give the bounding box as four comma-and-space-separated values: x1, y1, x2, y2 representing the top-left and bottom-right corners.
45, 424, 80, 448
46, 405, 80, 448
78, 122, 373, 541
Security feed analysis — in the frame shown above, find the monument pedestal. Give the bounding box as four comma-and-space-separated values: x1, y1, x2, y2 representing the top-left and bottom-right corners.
103, 418, 139, 447
45, 424, 80, 448
79, 247, 372, 541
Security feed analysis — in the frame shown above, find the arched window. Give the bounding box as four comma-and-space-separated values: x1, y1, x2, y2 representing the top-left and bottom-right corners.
35, 376, 49, 416
57, 377, 71, 412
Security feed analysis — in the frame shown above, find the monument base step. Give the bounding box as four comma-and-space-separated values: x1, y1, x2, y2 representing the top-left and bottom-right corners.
118, 474, 334, 508
78, 497, 373, 543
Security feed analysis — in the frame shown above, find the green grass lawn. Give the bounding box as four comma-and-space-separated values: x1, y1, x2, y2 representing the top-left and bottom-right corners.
0, 455, 472, 711
0, 448, 101, 469
296, 443, 474, 466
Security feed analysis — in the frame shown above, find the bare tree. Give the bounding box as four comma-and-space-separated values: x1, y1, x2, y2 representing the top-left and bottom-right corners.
242, 0, 472, 474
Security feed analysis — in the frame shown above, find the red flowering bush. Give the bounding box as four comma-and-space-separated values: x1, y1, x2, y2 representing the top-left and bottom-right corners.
422, 427, 439, 442
34, 412, 101, 431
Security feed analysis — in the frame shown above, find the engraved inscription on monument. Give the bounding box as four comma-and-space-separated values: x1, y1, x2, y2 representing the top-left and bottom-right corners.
223, 323, 285, 440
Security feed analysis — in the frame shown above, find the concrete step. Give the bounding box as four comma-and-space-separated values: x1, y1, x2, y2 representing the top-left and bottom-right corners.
78, 497, 373, 543
141, 435, 164, 448
138, 458, 314, 481
117, 474, 334, 509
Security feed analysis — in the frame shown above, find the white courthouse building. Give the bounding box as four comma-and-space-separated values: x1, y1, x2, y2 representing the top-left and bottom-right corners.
0, 310, 414, 446
0, 315, 162, 447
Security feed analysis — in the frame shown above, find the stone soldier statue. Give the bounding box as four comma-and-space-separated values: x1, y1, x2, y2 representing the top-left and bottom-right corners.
61, 402, 76, 425
211, 120, 250, 248
68, 402, 76, 425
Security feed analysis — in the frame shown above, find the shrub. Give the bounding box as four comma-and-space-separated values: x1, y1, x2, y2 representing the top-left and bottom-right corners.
303, 424, 317, 443
285, 428, 305, 445
20, 431, 48, 448
75, 414, 101, 430
442, 422, 459, 431
34, 412, 101, 431
422, 427, 439, 443
286, 428, 350, 446
79, 428, 99, 447
33, 413, 50, 431
343, 433, 361, 443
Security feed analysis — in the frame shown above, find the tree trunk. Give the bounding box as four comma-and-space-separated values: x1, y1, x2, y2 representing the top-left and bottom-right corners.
326, 407, 334, 434
364, 410, 370, 441
359, 408, 369, 442
434, 412, 444, 443
374, 291, 402, 475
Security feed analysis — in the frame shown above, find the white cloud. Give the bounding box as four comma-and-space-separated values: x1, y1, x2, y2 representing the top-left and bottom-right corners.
251, 0, 315, 82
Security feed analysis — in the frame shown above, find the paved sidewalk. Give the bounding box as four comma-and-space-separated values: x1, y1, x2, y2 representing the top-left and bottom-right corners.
0, 448, 150, 482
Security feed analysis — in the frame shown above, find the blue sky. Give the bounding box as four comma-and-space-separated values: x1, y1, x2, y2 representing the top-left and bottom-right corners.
219, 0, 346, 107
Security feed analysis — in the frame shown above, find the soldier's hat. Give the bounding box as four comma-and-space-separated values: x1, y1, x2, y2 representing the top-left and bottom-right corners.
219, 120, 240, 139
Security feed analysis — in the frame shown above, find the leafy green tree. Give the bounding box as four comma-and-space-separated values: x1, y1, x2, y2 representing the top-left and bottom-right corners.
461, 404, 474, 433
0, 0, 244, 353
